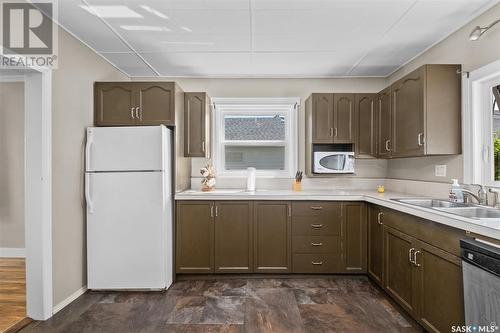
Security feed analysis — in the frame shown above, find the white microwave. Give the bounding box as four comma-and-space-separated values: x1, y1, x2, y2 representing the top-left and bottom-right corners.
313, 151, 355, 174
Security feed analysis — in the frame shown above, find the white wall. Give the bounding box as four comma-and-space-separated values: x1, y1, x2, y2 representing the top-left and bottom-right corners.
386, 2, 500, 183
0, 82, 25, 250
51, 28, 128, 306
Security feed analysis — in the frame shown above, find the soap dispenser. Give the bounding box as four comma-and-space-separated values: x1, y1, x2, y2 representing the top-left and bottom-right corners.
449, 179, 464, 203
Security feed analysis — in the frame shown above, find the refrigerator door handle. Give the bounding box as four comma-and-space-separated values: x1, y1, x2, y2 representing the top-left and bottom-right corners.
85, 131, 94, 171
85, 173, 94, 213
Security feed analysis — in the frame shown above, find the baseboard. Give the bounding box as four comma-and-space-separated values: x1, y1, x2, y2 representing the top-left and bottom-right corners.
52, 285, 87, 315
0, 247, 26, 258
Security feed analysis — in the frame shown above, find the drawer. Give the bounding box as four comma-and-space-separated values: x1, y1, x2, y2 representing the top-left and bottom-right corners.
292, 201, 341, 217
292, 236, 341, 253
292, 216, 341, 236
292, 254, 341, 273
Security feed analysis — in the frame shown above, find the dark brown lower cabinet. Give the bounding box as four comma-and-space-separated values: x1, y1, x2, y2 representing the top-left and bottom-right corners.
176, 201, 214, 273
415, 240, 464, 333
341, 202, 367, 273
254, 201, 291, 273
368, 205, 384, 287
384, 226, 418, 316
214, 201, 253, 273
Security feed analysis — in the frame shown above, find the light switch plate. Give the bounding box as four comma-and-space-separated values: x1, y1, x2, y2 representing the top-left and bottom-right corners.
435, 165, 447, 177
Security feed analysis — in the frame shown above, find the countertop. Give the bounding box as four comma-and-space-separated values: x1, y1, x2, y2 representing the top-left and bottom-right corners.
175, 189, 500, 240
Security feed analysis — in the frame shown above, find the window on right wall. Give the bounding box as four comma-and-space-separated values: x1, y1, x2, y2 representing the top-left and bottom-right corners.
492, 85, 500, 181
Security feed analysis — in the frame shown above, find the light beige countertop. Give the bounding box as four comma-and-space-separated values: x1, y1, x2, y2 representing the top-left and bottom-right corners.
175, 189, 500, 240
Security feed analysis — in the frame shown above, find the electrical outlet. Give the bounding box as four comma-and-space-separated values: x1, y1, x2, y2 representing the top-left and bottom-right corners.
435, 165, 447, 177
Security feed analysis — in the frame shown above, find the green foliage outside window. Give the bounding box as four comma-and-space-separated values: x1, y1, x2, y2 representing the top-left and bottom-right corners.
495, 137, 500, 181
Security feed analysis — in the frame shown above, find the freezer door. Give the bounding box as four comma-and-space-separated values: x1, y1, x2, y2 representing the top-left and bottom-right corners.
86, 126, 169, 172
86, 171, 170, 289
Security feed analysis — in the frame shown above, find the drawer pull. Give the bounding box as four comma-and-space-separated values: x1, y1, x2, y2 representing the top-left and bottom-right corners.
311, 261, 323, 265
311, 224, 323, 228
311, 242, 323, 246
310, 206, 323, 210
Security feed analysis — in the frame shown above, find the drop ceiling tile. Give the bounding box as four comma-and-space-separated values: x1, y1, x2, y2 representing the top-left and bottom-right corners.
101, 52, 157, 76
117, 33, 251, 53
141, 52, 253, 76
58, 0, 130, 53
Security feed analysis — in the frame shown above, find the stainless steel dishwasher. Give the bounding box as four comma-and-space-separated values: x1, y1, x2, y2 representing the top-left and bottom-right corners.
461, 238, 500, 326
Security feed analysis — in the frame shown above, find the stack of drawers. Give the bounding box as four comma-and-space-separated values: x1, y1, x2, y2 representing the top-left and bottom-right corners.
291, 201, 342, 273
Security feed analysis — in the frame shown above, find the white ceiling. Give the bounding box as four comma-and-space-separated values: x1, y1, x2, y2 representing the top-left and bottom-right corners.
56, 0, 499, 77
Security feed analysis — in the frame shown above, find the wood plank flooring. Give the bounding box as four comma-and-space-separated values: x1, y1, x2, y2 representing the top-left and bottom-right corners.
0, 258, 28, 333
20, 276, 423, 333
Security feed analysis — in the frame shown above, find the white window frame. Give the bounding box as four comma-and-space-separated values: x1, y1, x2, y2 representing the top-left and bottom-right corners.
463, 59, 500, 186
211, 98, 299, 178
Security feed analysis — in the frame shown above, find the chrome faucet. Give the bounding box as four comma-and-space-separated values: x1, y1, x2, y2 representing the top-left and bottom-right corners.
462, 189, 481, 205
489, 187, 500, 208
471, 184, 488, 206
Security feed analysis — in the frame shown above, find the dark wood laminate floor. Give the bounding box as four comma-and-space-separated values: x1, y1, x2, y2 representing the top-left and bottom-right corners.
20, 276, 422, 333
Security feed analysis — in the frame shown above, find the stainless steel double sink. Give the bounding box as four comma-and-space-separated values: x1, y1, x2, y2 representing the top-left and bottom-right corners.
391, 198, 500, 220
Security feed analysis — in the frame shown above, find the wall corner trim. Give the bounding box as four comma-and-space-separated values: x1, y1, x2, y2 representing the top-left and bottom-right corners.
52, 285, 87, 315
0, 247, 26, 258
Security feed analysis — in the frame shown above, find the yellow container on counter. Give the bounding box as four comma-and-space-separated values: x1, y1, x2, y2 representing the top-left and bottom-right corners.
377, 185, 385, 193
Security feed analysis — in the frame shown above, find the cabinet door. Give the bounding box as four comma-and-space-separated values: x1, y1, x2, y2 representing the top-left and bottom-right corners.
334, 94, 356, 143
254, 201, 291, 273
384, 226, 418, 315
356, 94, 377, 157
184, 92, 209, 157
312, 94, 334, 143
136, 82, 175, 126
377, 87, 391, 158
415, 241, 464, 333
94, 83, 136, 126
341, 202, 367, 272
214, 201, 253, 273
392, 68, 425, 157
368, 205, 384, 287
176, 201, 214, 273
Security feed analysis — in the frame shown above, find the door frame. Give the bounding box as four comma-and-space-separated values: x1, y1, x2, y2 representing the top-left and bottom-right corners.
3, 66, 53, 320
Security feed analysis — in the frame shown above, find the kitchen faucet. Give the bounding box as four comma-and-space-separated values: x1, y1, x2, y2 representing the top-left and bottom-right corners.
489, 187, 500, 208
462, 184, 488, 205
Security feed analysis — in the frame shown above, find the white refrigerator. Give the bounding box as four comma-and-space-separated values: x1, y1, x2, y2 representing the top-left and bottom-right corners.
85, 125, 173, 290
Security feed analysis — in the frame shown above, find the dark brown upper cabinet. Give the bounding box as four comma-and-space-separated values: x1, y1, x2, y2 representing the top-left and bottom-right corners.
391, 64, 461, 158
308, 93, 356, 144
184, 92, 210, 158
94, 83, 136, 126
214, 201, 253, 273
377, 87, 392, 158
356, 94, 377, 158
253, 201, 291, 273
175, 201, 214, 274
94, 82, 177, 127
334, 94, 357, 143
310, 93, 334, 143
341, 202, 367, 273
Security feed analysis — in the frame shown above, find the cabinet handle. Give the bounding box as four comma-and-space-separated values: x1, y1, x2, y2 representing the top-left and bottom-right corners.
311, 224, 323, 228
377, 212, 383, 225
417, 133, 424, 147
202, 141, 205, 152
136, 107, 141, 120
288, 206, 291, 217
311, 261, 323, 265
131, 107, 135, 119
385, 140, 391, 152
210, 206, 214, 218
334, 127, 338, 137
330, 128, 334, 137
310, 206, 323, 210
215, 206, 218, 217
414, 250, 421, 267
311, 242, 323, 246
409, 248, 415, 264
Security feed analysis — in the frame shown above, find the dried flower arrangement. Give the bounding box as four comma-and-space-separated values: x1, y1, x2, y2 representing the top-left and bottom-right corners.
200, 161, 216, 191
